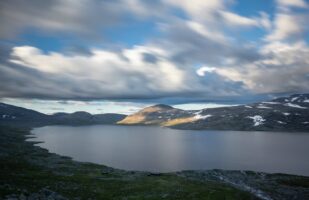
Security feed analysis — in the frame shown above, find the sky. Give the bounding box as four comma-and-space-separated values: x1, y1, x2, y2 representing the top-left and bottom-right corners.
0, 0, 309, 114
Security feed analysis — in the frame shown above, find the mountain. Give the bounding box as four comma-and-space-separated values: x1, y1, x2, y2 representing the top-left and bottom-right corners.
0, 103, 126, 126
118, 94, 309, 131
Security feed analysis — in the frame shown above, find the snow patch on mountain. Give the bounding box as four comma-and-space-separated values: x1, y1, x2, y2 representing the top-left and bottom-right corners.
263, 102, 280, 105
284, 103, 307, 109
247, 115, 265, 126
291, 97, 298, 102
257, 105, 271, 109
1, 114, 16, 119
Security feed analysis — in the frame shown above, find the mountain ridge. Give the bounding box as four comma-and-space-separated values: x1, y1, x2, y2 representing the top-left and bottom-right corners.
118, 93, 309, 131
0, 103, 126, 126
1, 93, 309, 131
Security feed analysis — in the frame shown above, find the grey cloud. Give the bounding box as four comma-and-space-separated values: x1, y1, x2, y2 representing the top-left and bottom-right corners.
63, 45, 93, 56
142, 53, 158, 64
197, 72, 248, 96
0, 0, 132, 39
158, 20, 262, 67
214, 42, 309, 94
0, 0, 169, 40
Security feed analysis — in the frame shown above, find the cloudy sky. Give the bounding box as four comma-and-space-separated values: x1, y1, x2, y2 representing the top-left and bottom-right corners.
0, 0, 309, 114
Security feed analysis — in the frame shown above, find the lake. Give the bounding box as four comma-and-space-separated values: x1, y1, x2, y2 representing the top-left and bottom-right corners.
29, 125, 309, 176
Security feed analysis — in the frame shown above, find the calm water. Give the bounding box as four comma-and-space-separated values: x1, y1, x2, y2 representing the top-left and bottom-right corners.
29, 125, 309, 176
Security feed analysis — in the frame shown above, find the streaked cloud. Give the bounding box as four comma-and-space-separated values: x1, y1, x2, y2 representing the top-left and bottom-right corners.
0, 0, 308, 105
277, 0, 308, 9
266, 13, 307, 41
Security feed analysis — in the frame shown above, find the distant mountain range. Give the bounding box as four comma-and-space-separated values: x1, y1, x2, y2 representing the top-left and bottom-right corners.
0, 103, 126, 126
1, 93, 309, 131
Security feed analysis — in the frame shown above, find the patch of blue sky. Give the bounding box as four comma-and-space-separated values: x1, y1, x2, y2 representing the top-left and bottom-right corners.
232, 0, 276, 19
227, 28, 267, 45
16, 29, 70, 52
17, 28, 108, 54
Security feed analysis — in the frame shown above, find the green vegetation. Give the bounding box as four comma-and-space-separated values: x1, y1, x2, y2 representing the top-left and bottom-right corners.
278, 177, 309, 188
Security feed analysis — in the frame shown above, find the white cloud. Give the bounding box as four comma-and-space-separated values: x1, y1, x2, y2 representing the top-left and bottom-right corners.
186, 20, 229, 44
164, 0, 225, 22
266, 13, 305, 41
277, 0, 308, 9
196, 66, 216, 76
165, 0, 271, 31
219, 11, 272, 30
219, 11, 259, 27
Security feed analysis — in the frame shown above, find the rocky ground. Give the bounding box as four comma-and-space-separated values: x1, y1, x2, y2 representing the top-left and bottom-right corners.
0, 125, 309, 199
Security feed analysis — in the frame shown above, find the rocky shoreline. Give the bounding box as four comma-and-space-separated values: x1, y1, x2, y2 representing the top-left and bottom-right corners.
1, 125, 309, 199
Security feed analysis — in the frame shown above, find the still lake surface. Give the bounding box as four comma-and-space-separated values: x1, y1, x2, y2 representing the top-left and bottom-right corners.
29, 125, 309, 176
